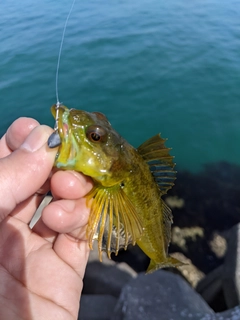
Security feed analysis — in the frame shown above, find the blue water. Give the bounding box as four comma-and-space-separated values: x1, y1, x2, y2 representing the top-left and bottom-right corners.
1, 0, 240, 172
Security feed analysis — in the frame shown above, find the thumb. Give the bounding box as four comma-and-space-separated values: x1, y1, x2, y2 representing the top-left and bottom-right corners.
0, 125, 57, 220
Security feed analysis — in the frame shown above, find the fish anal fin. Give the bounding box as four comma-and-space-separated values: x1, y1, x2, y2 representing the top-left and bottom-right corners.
162, 200, 173, 253
137, 134, 176, 194
85, 185, 143, 259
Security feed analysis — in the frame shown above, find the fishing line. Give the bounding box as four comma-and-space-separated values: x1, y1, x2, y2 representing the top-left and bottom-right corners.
55, 0, 76, 128
30, 0, 77, 230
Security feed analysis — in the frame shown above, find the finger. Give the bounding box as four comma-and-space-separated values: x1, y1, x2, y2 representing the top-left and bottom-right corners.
41, 198, 90, 236
10, 194, 44, 222
41, 198, 91, 279
9, 193, 59, 243
54, 233, 90, 280
6, 117, 39, 151
0, 125, 57, 221
31, 170, 93, 236
32, 218, 58, 243
0, 134, 11, 158
0, 118, 39, 159
51, 170, 93, 200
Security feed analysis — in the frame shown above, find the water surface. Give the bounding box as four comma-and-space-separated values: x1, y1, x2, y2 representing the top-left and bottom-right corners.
1, 0, 240, 171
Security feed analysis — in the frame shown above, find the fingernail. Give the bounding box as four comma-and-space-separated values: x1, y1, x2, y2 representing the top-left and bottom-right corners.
20, 125, 53, 152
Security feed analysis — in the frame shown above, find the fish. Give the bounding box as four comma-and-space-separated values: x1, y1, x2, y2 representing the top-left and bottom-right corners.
48, 104, 182, 273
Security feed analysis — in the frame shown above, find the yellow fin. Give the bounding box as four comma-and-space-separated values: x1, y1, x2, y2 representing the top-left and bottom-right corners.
85, 185, 143, 260
137, 134, 176, 194
162, 200, 173, 253
146, 256, 183, 274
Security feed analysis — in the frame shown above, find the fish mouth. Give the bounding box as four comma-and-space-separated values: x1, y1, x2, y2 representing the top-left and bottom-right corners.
48, 104, 68, 148
48, 104, 79, 169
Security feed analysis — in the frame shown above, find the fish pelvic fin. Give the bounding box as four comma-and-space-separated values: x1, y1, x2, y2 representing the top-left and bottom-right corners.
146, 255, 183, 274
85, 184, 143, 261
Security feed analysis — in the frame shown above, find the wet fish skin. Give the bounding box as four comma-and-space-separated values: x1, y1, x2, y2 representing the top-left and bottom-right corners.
50, 104, 182, 273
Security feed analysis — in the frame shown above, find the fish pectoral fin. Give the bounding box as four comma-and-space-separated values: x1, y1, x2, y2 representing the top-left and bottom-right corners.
85, 185, 143, 260
137, 134, 176, 195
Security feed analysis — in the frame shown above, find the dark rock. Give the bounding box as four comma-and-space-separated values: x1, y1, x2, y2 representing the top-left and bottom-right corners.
112, 270, 214, 320
81, 162, 240, 317
196, 265, 227, 312
78, 294, 117, 320
111, 244, 150, 273
196, 223, 240, 311
167, 162, 240, 274
88, 241, 115, 265
170, 252, 205, 288
79, 269, 240, 320
83, 261, 136, 297
223, 223, 240, 308
216, 306, 240, 319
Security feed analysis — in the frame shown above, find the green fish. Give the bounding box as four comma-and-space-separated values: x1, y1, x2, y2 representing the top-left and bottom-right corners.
48, 104, 182, 273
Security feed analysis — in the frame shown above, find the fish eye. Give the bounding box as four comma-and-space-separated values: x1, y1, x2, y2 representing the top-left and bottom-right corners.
86, 125, 107, 142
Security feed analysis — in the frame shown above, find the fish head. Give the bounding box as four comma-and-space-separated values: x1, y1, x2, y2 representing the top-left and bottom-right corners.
50, 104, 127, 186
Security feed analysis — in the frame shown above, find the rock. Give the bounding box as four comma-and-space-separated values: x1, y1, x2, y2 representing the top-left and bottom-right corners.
83, 261, 136, 297
171, 226, 205, 252
111, 245, 150, 273
196, 223, 240, 311
88, 241, 116, 265
88, 239, 148, 273
196, 265, 224, 309
116, 261, 138, 278
223, 223, 240, 308
78, 294, 117, 320
112, 270, 214, 320
167, 163, 240, 275
80, 268, 240, 320
165, 196, 185, 209
209, 232, 227, 259
170, 252, 205, 287
216, 306, 240, 320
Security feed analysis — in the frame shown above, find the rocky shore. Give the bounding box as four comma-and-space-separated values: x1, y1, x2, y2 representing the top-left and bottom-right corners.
78, 162, 240, 320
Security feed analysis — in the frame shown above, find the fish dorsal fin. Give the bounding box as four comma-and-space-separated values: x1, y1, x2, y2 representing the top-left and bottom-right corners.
85, 185, 143, 260
162, 200, 173, 252
137, 134, 176, 195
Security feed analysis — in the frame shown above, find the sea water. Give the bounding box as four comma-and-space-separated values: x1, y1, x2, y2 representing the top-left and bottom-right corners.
1, 0, 240, 172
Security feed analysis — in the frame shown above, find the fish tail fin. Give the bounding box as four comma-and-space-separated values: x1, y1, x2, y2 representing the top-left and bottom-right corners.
146, 255, 183, 274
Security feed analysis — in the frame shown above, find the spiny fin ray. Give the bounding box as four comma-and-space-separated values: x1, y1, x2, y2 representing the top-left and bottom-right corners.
162, 200, 173, 253
137, 134, 176, 194
85, 185, 143, 258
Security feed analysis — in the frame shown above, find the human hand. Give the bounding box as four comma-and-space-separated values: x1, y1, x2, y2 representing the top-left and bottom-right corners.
0, 118, 93, 320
